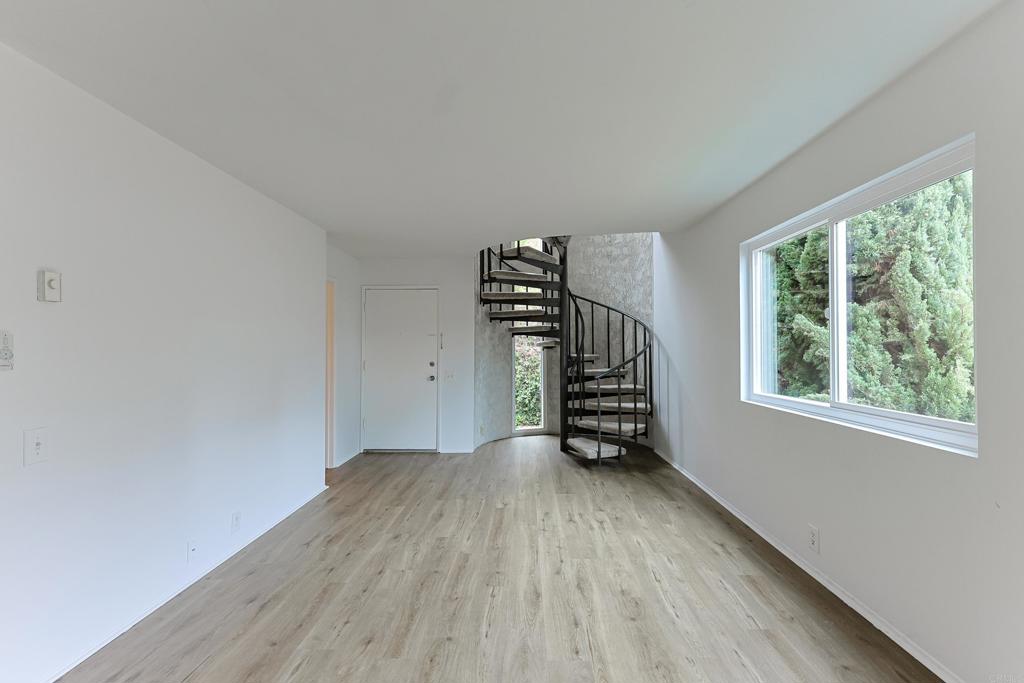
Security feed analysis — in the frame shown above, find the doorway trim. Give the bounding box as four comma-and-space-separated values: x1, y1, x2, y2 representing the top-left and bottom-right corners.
360, 285, 442, 453
326, 279, 336, 468
511, 336, 546, 436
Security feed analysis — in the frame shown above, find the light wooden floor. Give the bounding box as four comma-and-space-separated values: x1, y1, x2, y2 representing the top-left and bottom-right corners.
60, 436, 940, 683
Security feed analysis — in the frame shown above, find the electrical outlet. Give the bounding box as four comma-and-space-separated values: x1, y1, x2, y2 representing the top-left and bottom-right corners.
23, 427, 48, 466
186, 539, 198, 564
808, 524, 820, 554
230, 512, 241, 534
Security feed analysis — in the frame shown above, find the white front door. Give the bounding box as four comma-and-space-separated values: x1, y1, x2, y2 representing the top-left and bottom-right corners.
362, 288, 439, 450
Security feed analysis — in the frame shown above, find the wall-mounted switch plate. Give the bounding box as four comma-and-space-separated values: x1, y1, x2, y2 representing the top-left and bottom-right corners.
0, 330, 12, 371
23, 427, 48, 466
37, 270, 62, 303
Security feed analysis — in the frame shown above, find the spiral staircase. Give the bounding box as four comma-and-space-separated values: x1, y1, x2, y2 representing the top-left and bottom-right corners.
479, 237, 652, 463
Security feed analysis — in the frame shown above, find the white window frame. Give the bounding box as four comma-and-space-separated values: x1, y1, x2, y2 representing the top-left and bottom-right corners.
740, 135, 977, 457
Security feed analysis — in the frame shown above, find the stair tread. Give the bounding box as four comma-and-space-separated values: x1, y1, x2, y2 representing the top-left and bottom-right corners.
569, 367, 628, 377
569, 382, 646, 393
481, 297, 560, 308
567, 437, 625, 460
573, 415, 647, 424
508, 325, 559, 336
572, 417, 648, 436
487, 270, 549, 282
480, 291, 543, 300
500, 245, 559, 264
489, 308, 549, 318
570, 400, 652, 412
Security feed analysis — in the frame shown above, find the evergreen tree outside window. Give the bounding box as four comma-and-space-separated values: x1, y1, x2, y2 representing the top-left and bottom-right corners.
759, 225, 831, 401
741, 137, 977, 456
845, 171, 974, 422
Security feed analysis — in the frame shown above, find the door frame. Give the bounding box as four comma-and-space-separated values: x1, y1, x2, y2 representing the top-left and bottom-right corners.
511, 336, 546, 436
326, 279, 336, 468
360, 285, 441, 452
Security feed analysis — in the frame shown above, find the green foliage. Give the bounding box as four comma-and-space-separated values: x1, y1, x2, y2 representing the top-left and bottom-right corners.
514, 338, 543, 428
771, 226, 831, 401
846, 171, 975, 422
771, 172, 975, 422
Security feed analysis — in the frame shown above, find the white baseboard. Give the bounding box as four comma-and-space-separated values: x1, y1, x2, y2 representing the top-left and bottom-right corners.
651, 449, 964, 683
46, 485, 329, 683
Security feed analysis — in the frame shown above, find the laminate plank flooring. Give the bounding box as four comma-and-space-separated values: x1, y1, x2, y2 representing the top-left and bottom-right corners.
59, 436, 940, 683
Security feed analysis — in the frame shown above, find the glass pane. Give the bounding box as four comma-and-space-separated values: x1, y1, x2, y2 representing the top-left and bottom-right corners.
513, 336, 544, 429
759, 225, 831, 401
846, 170, 974, 423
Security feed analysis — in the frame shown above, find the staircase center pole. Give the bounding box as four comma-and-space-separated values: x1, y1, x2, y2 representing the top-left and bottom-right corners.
558, 238, 571, 453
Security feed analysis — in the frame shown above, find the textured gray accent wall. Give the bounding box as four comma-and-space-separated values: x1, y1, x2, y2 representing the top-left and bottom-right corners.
473, 270, 513, 448
544, 346, 561, 433
570, 232, 653, 325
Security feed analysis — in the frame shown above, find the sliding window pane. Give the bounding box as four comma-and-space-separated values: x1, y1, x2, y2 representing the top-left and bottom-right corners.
845, 170, 975, 422
759, 225, 830, 401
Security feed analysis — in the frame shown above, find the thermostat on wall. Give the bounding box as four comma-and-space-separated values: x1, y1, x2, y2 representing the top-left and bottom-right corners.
37, 270, 62, 303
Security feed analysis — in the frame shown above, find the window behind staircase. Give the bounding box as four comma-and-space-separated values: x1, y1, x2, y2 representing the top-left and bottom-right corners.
513, 335, 544, 430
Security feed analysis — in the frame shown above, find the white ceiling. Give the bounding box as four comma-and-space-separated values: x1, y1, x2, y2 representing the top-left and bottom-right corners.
0, 0, 999, 256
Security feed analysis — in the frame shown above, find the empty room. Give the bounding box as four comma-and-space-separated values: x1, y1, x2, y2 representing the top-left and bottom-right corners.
2, 1, 1021, 682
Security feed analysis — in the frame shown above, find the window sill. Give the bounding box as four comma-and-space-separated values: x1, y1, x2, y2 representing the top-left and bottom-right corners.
742, 393, 977, 458
513, 427, 547, 436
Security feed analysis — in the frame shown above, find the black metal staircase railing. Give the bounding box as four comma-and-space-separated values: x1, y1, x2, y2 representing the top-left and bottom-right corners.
479, 240, 560, 320
565, 292, 652, 463
478, 235, 652, 463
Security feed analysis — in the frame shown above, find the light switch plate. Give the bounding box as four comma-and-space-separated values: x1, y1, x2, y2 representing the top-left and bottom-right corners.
37, 270, 62, 303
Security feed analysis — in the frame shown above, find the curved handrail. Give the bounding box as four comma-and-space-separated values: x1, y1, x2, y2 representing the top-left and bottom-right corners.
566, 289, 652, 460
568, 291, 588, 439
567, 291, 652, 382
568, 290, 588, 381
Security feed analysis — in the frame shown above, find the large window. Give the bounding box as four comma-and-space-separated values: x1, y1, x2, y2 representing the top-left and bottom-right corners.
741, 137, 976, 456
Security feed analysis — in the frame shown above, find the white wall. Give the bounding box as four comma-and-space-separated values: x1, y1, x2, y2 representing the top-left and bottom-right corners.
0, 44, 328, 683
327, 243, 362, 466
355, 257, 476, 453
652, 2, 1023, 682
